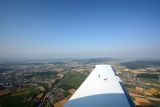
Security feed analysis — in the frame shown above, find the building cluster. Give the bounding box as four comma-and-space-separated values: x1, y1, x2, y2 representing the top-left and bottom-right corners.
37, 88, 65, 107
116, 65, 160, 107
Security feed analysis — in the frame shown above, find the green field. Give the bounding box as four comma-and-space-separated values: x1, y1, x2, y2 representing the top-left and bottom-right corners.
120, 61, 160, 69
59, 72, 87, 89
136, 73, 159, 80
58, 72, 87, 97
25, 71, 58, 79
0, 87, 38, 107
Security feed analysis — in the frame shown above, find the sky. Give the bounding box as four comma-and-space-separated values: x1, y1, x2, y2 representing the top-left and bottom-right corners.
0, 0, 160, 59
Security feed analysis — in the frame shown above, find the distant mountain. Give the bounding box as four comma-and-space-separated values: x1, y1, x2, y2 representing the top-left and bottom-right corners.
120, 60, 160, 69
84, 58, 118, 64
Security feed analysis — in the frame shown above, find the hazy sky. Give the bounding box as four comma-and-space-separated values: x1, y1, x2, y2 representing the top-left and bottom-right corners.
0, 0, 160, 59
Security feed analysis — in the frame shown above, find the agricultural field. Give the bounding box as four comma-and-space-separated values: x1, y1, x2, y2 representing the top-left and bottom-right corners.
0, 89, 9, 96
0, 87, 38, 107
58, 72, 88, 97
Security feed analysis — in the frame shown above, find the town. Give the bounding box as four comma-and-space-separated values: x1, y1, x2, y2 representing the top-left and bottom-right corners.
0, 58, 160, 107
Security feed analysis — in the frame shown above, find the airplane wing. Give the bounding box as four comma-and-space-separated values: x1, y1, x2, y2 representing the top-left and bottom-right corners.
65, 65, 135, 107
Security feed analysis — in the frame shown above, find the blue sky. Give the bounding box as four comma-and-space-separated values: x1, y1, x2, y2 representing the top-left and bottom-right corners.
0, 0, 160, 59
